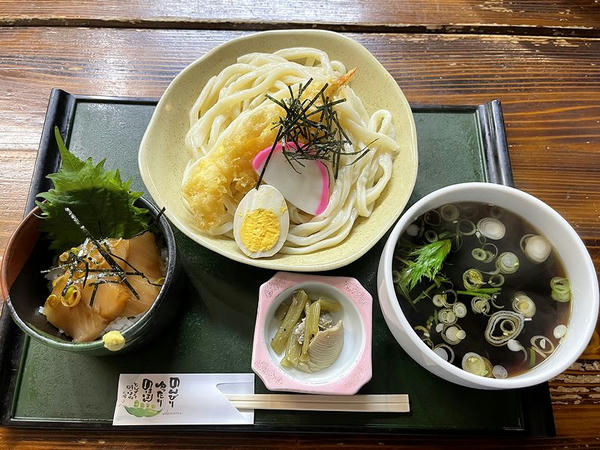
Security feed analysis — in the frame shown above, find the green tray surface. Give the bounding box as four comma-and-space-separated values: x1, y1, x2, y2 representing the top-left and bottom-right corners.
11, 99, 534, 432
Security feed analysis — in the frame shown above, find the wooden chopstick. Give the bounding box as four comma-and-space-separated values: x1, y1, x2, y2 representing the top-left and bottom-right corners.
225, 394, 410, 413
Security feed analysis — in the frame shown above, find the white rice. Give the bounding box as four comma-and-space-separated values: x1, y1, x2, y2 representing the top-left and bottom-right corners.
160, 246, 168, 276
103, 313, 144, 334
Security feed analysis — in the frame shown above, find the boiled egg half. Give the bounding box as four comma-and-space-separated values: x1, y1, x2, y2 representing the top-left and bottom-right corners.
233, 185, 290, 258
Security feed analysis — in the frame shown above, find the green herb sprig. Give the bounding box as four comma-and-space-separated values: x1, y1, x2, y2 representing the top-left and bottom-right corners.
394, 239, 452, 300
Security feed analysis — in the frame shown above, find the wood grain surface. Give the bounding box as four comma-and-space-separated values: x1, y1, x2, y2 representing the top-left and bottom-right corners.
0, 20, 599, 450
1, 428, 600, 450
0, 0, 599, 36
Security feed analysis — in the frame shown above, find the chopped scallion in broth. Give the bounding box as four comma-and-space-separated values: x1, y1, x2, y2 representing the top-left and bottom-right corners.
393, 202, 570, 378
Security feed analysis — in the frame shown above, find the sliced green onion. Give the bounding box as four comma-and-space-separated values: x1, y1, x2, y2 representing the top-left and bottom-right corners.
458, 287, 501, 299
471, 296, 491, 315
485, 311, 524, 346
550, 277, 571, 302
432, 293, 445, 307
482, 243, 498, 262
438, 308, 457, 325
482, 267, 501, 276
433, 346, 448, 361
492, 365, 508, 379
507, 339, 524, 352
500, 319, 516, 334
550, 277, 570, 291
414, 325, 430, 339
453, 302, 467, 318
442, 324, 466, 345
433, 343, 455, 363
496, 252, 519, 274
471, 245, 496, 263
530, 335, 555, 358
523, 235, 552, 264
440, 204, 460, 222
424, 229, 438, 243
452, 233, 464, 251
472, 248, 487, 261
520, 234, 535, 253
529, 347, 536, 368
406, 223, 420, 237
457, 220, 476, 236
477, 233, 487, 245
507, 339, 528, 362
463, 269, 484, 290
553, 324, 567, 339
488, 274, 505, 287
443, 289, 457, 305
483, 357, 493, 377
477, 217, 506, 240
392, 270, 401, 284
425, 314, 436, 330
462, 352, 488, 377
490, 297, 504, 309
512, 292, 536, 318
424, 210, 441, 227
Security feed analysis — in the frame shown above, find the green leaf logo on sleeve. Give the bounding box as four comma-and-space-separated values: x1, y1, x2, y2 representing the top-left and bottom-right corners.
123, 405, 162, 418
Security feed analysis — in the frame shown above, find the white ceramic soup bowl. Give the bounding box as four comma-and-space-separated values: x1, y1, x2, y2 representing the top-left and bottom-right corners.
377, 182, 599, 389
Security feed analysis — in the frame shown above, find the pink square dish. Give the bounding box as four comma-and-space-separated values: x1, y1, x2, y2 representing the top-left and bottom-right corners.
251, 271, 372, 395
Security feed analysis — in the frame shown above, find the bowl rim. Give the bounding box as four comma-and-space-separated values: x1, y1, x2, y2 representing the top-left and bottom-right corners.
2, 196, 177, 353
251, 271, 372, 395
379, 181, 599, 389
138, 28, 418, 272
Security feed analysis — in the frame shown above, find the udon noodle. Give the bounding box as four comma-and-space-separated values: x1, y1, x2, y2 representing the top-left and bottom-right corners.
181, 47, 399, 254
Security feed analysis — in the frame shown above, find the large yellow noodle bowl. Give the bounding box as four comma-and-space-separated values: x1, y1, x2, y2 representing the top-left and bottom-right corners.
181, 47, 399, 255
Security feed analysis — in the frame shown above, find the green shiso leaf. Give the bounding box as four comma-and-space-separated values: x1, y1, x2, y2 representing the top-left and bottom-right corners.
36, 127, 151, 251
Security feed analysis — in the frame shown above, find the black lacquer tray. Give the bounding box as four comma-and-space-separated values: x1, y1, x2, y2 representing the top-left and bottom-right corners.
0, 89, 554, 435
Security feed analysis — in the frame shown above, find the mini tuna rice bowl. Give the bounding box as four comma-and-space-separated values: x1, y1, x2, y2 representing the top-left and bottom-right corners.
1, 129, 177, 355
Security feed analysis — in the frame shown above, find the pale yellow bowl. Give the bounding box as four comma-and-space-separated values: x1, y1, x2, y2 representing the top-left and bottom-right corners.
138, 29, 418, 271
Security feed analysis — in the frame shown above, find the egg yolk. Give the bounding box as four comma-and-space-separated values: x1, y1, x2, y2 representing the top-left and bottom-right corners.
240, 209, 280, 252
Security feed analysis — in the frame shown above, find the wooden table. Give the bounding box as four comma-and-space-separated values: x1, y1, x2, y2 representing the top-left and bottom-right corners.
0, 1, 599, 448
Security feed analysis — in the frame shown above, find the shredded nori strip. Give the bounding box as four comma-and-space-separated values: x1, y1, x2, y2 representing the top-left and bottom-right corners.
64, 208, 140, 300
256, 78, 373, 189
82, 259, 89, 289
89, 282, 99, 307
107, 252, 164, 287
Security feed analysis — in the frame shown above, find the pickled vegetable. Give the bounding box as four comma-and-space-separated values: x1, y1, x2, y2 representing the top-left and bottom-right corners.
281, 331, 301, 368
271, 289, 344, 372
301, 301, 321, 362
317, 297, 341, 312
270, 289, 309, 354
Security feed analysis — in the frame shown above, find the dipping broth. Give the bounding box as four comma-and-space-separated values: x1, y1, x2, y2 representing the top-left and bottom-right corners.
393, 202, 571, 378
